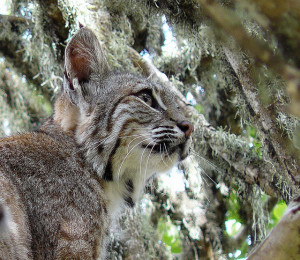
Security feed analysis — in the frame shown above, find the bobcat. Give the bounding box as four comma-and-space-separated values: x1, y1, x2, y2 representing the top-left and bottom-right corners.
0, 27, 193, 259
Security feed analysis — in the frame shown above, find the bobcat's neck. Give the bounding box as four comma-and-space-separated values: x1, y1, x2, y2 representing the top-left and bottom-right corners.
102, 167, 148, 215
100, 140, 159, 216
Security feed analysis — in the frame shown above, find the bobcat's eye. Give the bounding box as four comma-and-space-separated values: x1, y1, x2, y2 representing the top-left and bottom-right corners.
137, 92, 153, 107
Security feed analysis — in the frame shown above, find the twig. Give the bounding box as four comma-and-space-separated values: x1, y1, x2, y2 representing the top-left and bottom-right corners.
0, 14, 32, 25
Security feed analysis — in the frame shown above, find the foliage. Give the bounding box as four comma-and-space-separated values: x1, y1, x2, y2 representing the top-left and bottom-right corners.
158, 216, 182, 254
268, 200, 287, 229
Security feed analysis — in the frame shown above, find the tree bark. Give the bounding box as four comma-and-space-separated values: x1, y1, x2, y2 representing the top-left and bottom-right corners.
248, 197, 300, 260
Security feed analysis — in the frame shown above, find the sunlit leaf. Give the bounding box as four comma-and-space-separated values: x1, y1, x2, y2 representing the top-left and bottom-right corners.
269, 200, 287, 228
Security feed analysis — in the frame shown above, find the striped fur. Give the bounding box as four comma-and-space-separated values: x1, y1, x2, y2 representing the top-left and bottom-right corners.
0, 27, 193, 259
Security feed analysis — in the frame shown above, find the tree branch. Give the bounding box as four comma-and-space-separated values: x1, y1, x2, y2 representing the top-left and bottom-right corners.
248, 197, 300, 260
224, 47, 299, 194
0, 14, 53, 101
0, 14, 31, 25
34, 0, 69, 61
196, 114, 292, 200
197, 0, 300, 117
246, 0, 300, 67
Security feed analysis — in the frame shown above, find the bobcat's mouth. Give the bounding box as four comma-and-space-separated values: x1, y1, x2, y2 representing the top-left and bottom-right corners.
141, 141, 190, 160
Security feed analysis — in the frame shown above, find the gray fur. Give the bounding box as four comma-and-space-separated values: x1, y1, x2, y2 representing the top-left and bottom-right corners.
0, 27, 193, 259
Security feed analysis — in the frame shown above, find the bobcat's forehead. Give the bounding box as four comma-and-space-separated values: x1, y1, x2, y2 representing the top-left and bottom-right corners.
98, 74, 178, 117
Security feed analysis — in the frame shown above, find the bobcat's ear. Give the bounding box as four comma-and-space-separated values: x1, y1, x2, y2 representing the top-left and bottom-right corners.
63, 27, 109, 103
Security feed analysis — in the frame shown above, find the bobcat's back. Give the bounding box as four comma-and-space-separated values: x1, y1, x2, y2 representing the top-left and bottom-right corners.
0, 121, 108, 259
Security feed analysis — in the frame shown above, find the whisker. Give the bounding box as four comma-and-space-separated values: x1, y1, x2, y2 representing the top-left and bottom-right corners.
163, 143, 172, 163
166, 135, 175, 144
116, 137, 152, 181
91, 129, 149, 150
160, 144, 169, 167
190, 152, 219, 186
92, 135, 110, 148
126, 135, 148, 153
144, 139, 157, 184
191, 151, 221, 173
139, 140, 155, 180
119, 133, 151, 139
91, 133, 118, 151
90, 125, 151, 151
130, 127, 153, 131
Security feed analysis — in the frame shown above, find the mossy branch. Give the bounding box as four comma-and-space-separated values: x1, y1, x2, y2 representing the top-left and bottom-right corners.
0, 14, 53, 101
34, 0, 69, 61
197, 0, 300, 117
0, 14, 31, 25
224, 47, 299, 195
1, 0, 70, 100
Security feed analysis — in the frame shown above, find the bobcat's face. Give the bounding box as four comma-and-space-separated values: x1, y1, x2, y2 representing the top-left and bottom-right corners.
56, 27, 193, 211
77, 73, 193, 184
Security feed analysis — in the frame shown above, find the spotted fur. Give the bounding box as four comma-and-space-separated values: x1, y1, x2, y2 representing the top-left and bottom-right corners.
0, 27, 193, 259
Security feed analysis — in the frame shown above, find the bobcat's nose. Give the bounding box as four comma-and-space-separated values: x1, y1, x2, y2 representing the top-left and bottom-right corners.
177, 120, 194, 138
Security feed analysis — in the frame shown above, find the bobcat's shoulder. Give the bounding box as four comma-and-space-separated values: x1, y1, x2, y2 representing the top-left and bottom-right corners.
0, 121, 109, 259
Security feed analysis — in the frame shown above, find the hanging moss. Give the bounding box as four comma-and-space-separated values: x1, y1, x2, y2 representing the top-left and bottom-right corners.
0, 60, 51, 135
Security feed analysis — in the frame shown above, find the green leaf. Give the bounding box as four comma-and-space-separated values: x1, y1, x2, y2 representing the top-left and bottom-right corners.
253, 140, 262, 158
170, 240, 182, 254
272, 202, 287, 219
194, 104, 203, 113
157, 216, 182, 254
226, 190, 243, 223
268, 200, 287, 228
162, 233, 174, 245
247, 126, 257, 138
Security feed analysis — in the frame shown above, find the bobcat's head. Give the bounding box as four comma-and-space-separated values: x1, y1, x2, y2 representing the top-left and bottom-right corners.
54, 27, 193, 212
